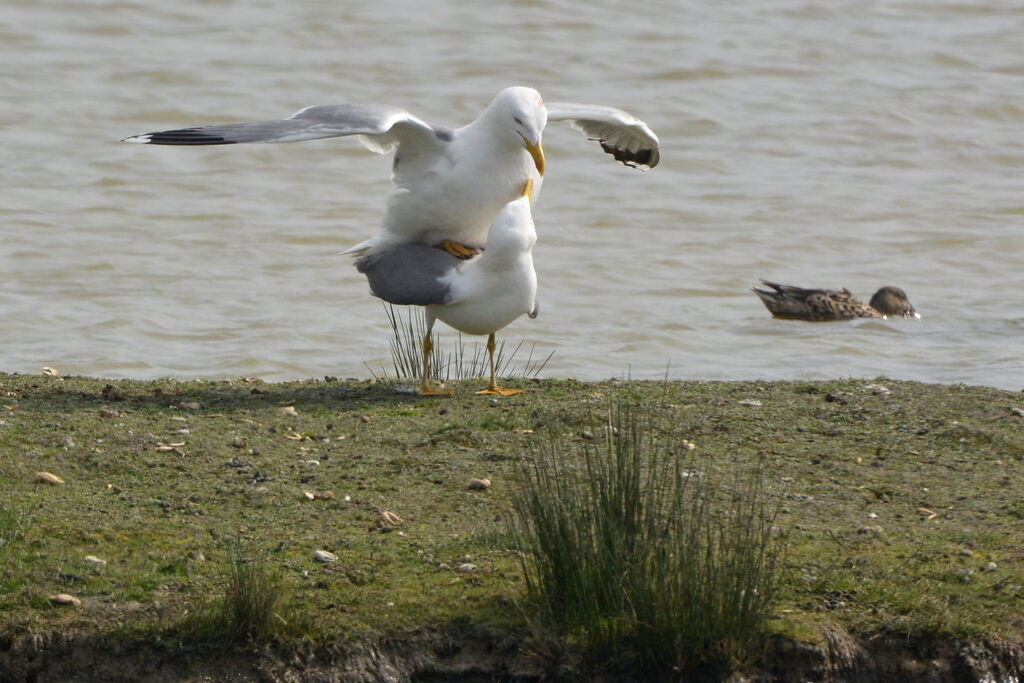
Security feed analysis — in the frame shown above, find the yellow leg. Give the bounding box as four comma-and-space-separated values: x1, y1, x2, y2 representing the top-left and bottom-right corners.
419, 329, 453, 397
476, 333, 524, 396
438, 239, 479, 260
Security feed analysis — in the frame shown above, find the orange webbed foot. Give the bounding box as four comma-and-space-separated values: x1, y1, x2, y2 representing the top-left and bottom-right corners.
475, 386, 525, 397
437, 240, 479, 260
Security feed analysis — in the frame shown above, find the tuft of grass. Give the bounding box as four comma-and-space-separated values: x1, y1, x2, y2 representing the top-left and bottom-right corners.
377, 303, 553, 382
512, 401, 785, 676
220, 545, 283, 642
180, 541, 308, 646
0, 499, 38, 548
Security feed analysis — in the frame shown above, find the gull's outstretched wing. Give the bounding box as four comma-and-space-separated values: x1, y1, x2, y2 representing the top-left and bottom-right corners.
122, 104, 449, 184
545, 102, 660, 169
123, 104, 435, 146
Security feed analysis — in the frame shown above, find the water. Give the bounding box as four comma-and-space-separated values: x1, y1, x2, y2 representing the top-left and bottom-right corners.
3, 0, 1023, 389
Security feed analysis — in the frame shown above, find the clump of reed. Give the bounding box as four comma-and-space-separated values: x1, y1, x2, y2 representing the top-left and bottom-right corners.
512, 401, 785, 676
0, 500, 37, 548
374, 303, 553, 382
181, 542, 307, 646
218, 547, 285, 643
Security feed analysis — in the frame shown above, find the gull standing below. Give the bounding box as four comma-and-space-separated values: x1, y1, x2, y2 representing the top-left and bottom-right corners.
123, 86, 660, 256
355, 180, 539, 396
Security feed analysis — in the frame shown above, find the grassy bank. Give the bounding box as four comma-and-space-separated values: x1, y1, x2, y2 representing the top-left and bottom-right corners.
1, 371, 1022, 678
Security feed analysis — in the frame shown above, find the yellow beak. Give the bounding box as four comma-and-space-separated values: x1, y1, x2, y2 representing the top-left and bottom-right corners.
519, 133, 545, 176
521, 178, 534, 202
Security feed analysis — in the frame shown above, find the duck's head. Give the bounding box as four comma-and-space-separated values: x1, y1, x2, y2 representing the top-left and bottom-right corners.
870, 286, 920, 319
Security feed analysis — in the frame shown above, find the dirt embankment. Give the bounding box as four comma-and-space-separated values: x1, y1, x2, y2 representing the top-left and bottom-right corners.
3, 626, 1022, 682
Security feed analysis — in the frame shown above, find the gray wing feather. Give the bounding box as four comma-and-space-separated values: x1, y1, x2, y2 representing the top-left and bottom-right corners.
545, 101, 660, 169
122, 104, 436, 149
354, 244, 459, 306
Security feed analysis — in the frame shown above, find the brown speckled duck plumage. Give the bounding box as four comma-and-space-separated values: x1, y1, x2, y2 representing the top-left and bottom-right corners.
752, 280, 920, 321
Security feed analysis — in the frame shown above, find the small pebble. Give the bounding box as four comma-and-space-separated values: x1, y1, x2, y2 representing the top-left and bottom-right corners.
580, 429, 594, 440
739, 399, 762, 407
313, 550, 337, 563
467, 478, 491, 490
985, 562, 998, 572
458, 563, 477, 572
278, 406, 298, 416
84, 555, 106, 567
867, 512, 878, 519
682, 440, 696, 451
960, 548, 974, 557
35, 472, 64, 485
49, 594, 81, 607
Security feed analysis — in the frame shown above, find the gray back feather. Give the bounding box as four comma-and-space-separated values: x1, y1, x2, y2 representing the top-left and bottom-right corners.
354, 244, 458, 306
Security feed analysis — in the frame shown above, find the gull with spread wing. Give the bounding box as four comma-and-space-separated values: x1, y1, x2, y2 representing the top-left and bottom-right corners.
123, 86, 659, 257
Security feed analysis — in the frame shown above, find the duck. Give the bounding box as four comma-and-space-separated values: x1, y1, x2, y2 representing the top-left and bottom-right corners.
752, 280, 920, 321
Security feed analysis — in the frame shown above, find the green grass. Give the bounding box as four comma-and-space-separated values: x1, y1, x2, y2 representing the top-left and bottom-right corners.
1, 372, 1023, 677
173, 540, 308, 645
374, 303, 553, 382
513, 401, 783, 676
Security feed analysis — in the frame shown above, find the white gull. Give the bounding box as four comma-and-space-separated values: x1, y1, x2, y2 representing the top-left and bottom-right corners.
123, 86, 659, 257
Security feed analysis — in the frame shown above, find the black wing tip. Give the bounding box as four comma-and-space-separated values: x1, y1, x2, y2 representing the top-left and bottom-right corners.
121, 128, 236, 145
600, 141, 660, 169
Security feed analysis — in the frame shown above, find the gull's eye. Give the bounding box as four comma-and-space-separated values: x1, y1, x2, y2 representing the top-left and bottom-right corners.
514, 116, 523, 125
